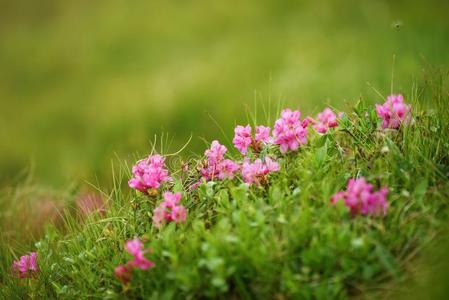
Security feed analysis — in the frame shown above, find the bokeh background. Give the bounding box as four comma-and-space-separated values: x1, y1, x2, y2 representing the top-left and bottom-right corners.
1, 0, 448, 188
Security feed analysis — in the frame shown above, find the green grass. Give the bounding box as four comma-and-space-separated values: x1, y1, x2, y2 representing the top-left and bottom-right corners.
1, 71, 448, 299
1, 0, 449, 186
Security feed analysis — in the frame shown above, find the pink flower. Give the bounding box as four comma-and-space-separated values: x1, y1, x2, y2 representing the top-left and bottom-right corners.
281, 108, 301, 124
153, 192, 187, 227
205, 140, 227, 165
201, 141, 240, 181
125, 238, 145, 257
29, 252, 38, 272
301, 117, 311, 128
162, 191, 182, 209
241, 157, 279, 185
200, 165, 217, 181
125, 238, 155, 270
273, 108, 308, 153
233, 125, 252, 154
264, 157, 280, 172
312, 108, 338, 134
217, 159, 240, 180
115, 238, 155, 284
12, 252, 39, 278
314, 123, 328, 134
131, 253, 155, 270
171, 205, 187, 223
125, 238, 155, 269
375, 94, 411, 129
114, 264, 132, 284
13, 257, 28, 275
255, 126, 271, 143
241, 159, 260, 185
128, 155, 171, 193
331, 177, 389, 216
126, 239, 155, 269
233, 125, 272, 154
152, 206, 165, 228
318, 108, 338, 127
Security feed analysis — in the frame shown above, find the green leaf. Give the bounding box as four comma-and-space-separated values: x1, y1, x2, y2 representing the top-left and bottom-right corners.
413, 179, 428, 201
230, 183, 248, 206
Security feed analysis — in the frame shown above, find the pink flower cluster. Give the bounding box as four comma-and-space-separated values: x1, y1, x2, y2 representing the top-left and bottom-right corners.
376, 94, 411, 129
331, 177, 389, 216
152, 192, 187, 228
128, 155, 171, 193
242, 157, 279, 185
12, 252, 39, 278
273, 108, 309, 153
312, 108, 338, 134
197, 139, 279, 186
233, 125, 271, 154
114, 238, 155, 285
201, 140, 239, 181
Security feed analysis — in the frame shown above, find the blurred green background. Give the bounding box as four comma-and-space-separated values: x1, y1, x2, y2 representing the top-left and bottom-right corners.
1, 0, 448, 187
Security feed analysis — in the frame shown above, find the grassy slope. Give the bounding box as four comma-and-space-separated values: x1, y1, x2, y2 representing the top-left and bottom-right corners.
1, 72, 449, 299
